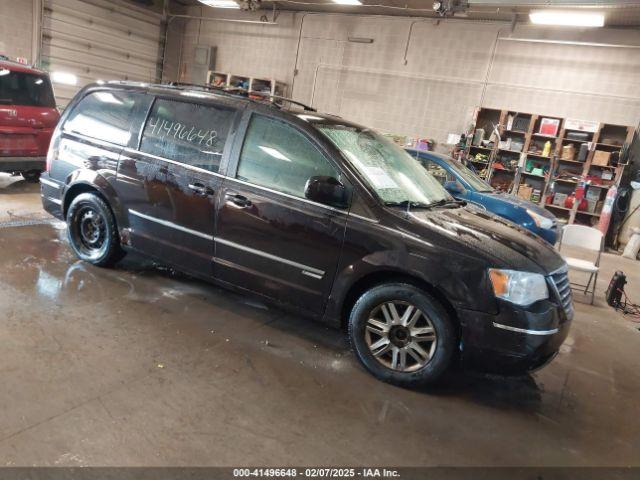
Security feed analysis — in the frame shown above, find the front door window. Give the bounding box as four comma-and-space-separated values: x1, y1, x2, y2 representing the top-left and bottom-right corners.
236, 115, 339, 198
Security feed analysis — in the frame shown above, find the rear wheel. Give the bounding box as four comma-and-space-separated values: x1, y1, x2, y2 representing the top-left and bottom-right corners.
348, 283, 456, 387
22, 170, 41, 183
66, 192, 125, 267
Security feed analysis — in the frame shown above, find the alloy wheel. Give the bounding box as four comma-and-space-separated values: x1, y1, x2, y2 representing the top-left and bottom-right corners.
365, 300, 437, 372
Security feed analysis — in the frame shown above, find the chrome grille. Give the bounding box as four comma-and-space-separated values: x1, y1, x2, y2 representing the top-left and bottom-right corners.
549, 266, 574, 320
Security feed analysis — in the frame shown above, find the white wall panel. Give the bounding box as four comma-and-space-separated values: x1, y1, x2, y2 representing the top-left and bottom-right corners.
0, 0, 35, 61
171, 10, 640, 149
178, 11, 300, 88
42, 0, 163, 106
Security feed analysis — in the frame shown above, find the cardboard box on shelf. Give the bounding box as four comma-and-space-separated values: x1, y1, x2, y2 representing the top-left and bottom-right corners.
553, 193, 568, 206
585, 199, 598, 213
586, 188, 600, 201
592, 150, 611, 166
561, 144, 576, 160
518, 184, 533, 201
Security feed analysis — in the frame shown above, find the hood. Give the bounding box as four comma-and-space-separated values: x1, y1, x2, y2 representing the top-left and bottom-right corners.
483, 191, 556, 220
401, 205, 564, 274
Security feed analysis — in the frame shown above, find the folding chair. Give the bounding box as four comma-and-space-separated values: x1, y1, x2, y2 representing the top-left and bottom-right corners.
558, 224, 604, 305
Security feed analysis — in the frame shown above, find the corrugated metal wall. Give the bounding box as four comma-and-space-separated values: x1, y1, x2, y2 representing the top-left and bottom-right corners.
41, 0, 163, 106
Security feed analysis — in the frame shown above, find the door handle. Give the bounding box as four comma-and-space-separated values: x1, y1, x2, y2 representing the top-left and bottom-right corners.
188, 183, 214, 197
225, 192, 252, 208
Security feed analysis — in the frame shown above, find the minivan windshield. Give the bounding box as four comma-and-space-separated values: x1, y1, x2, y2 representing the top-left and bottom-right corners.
0, 68, 56, 108
316, 123, 451, 207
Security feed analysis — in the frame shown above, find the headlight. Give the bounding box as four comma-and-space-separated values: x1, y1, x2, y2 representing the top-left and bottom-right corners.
526, 209, 554, 230
488, 269, 549, 306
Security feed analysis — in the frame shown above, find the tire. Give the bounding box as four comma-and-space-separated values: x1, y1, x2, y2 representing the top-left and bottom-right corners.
22, 170, 41, 183
66, 192, 125, 267
348, 283, 456, 388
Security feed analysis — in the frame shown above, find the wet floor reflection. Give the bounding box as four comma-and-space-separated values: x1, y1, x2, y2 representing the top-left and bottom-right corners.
2, 222, 547, 403
1, 222, 640, 466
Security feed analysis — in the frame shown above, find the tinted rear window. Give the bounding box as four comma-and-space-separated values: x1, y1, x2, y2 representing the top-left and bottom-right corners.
0, 69, 56, 108
63, 91, 141, 146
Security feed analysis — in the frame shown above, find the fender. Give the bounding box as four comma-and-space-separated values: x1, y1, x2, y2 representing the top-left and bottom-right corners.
62, 169, 128, 230
323, 226, 496, 327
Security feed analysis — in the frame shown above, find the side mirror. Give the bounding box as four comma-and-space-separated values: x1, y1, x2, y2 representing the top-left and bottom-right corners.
444, 180, 465, 195
304, 176, 348, 209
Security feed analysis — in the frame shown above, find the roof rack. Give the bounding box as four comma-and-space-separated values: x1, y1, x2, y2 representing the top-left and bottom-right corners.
163, 82, 317, 112
165, 81, 217, 91
248, 91, 317, 112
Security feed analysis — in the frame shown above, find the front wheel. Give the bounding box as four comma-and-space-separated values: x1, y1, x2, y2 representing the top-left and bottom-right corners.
348, 283, 456, 388
66, 192, 125, 267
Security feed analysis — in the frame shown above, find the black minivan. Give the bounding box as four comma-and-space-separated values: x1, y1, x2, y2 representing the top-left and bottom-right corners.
41, 82, 573, 387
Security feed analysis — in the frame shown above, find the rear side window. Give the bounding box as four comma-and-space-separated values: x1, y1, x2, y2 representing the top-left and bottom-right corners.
140, 98, 235, 173
0, 69, 56, 108
63, 91, 140, 146
237, 115, 338, 198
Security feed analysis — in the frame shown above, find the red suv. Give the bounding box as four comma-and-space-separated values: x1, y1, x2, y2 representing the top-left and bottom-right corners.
0, 57, 60, 182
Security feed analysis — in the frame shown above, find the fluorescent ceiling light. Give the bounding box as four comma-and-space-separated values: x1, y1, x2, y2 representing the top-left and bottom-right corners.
51, 71, 78, 86
198, 0, 240, 8
529, 10, 604, 27
332, 0, 362, 5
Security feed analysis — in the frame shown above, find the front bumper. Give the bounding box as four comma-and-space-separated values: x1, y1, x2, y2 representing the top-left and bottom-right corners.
0, 156, 46, 172
459, 298, 572, 374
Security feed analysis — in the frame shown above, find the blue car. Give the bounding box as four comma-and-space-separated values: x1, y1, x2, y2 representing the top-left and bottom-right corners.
407, 149, 558, 244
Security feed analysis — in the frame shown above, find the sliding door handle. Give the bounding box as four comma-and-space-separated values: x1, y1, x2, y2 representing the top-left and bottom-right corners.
188, 183, 214, 197
225, 193, 252, 208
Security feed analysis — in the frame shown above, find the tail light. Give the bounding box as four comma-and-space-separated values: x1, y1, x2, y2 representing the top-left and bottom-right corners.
45, 137, 59, 172
45, 145, 55, 172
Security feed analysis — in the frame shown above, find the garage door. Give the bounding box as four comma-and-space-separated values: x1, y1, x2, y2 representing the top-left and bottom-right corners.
41, 0, 163, 107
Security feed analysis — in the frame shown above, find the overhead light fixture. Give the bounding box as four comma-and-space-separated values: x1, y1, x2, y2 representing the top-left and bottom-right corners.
348, 36, 374, 44
529, 10, 604, 27
51, 71, 78, 86
198, 0, 240, 8
332, 0, 362, 5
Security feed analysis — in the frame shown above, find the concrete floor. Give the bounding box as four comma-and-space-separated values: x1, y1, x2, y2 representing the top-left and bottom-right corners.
0, 174, 49, 223
1, 173, 640, 467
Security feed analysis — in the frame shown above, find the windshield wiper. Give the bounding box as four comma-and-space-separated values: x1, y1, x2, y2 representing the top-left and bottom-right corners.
424, 198, 466, 209
384, 199, 466, 212
384, 200, 432, 210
